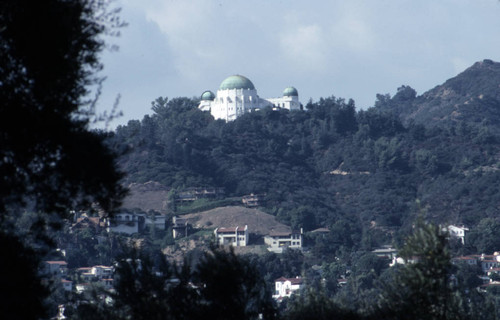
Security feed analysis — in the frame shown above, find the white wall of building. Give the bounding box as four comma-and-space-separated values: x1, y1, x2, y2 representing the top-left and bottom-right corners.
199, 75, 300, 121
273, 277, 303, 299
214, 225, 248, 246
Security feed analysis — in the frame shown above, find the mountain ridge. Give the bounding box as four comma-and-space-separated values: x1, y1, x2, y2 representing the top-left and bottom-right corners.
376, 59, 500, 130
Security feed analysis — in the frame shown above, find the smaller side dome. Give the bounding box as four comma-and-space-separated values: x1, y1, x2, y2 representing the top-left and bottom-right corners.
283, 86, 298, 97
201, 90, 215, 101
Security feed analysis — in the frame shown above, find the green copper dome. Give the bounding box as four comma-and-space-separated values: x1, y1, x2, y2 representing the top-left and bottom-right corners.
283, 86, 298, 97
201, 90, 215, 101
219, 75, 255, 90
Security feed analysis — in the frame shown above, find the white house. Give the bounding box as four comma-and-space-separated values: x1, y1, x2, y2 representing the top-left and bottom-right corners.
447, 225, 469, 244
61, 279, 73, 292
172, 216, 189, 239
199, 75, 301, 122
372, 245, 398, 260
214, 225, 248, 247
264, 229, 303, 253
106, 212, 166, 235
91, 265, 113, 279
76, 283, 90, 294
273, 277, 304, 300
77, 265, 113, 282
106, 212, 142, 234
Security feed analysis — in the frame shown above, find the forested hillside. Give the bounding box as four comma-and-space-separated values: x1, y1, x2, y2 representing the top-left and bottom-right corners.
376, 59, 500, 131
109, 61, 500, 255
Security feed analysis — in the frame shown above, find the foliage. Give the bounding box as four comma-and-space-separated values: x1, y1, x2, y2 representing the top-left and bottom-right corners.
375, 220, 493, 320
111, 86, 500, 253
467, 218, 500, 254
193, 246, 277, 320
104, 60, 500, 319
76, 246, 277, 320
0, 231, 49, 319
0, 1, 125, 318
283, 288, 362, 320
0, 0, 126, 217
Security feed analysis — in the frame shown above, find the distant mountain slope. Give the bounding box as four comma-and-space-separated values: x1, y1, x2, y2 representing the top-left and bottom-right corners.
376, 59, 500, 129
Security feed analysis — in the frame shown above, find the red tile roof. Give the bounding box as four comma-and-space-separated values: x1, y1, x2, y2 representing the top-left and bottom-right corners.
275, 277, 303, 285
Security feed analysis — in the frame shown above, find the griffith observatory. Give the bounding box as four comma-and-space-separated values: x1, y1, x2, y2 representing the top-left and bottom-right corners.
198, 75, 302, 121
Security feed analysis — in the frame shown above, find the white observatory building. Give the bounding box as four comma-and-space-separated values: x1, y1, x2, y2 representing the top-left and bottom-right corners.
198, 75, 301, 121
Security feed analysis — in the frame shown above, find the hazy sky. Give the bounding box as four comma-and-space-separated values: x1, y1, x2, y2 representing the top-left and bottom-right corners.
95, 0, 500, 128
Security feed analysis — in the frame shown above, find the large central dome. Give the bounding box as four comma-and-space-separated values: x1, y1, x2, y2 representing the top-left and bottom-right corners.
219, 75, 255, 90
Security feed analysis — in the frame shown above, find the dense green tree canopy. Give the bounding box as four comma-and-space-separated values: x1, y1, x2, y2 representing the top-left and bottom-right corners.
111, 92, 500, 252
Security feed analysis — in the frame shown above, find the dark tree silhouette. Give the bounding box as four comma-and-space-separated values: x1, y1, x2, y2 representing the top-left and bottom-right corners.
74, 247, 277, 320
0, 0, 126, 218
0, 0, 126, 318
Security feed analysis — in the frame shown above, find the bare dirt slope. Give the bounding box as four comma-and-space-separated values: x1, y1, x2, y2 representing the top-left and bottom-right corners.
121, 181, 169, 213
183, 206, 291, 236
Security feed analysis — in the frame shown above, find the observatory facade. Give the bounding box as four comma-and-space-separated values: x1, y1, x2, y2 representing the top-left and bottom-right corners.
198, 75, 301, 121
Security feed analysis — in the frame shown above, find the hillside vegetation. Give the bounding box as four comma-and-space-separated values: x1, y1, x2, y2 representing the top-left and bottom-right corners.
376, 59, 500, 130
109, 60, 500, 256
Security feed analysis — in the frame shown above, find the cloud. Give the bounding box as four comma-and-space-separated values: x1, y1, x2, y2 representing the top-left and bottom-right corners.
137, 0, 224, 80
280, 24, 327, 72
329, 4, 375, 52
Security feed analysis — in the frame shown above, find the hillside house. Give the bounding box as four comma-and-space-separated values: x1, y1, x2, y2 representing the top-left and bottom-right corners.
175, 187, 225, 203
372, 245, 398, 260
452, 253, 500, 272
92, 265, 113, 279
44, 261, 68, 277
76, 283, 90, 294
106, 212, 143, 234
447, 225, 469, 244
242, 193, 265, 207
264, 229, 303, 253
106, 212, 166, 235
76, 265, 113, 282
61, 279, 73, 292
172, 216, 189, 238
77, 267, 94, 282
71, 215, 105, 232
452, 256, 479, 266
214, 225, 248, 246
480, 255, 500, 272
273, 277, 304, 299
487, 267, 500, 277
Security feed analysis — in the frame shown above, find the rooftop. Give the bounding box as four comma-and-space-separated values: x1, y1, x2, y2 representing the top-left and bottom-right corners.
219, 75, 255, 91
